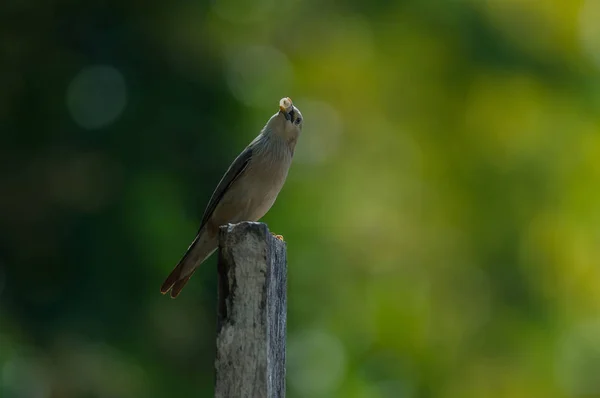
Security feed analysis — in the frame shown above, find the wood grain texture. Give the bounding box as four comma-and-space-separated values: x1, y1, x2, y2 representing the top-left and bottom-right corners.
215, 222, 287, 398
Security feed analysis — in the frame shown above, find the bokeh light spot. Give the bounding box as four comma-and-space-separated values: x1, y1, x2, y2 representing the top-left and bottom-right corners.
66, 65, 127, 130
288, 328, 347, 396
2, 357, 50, 398
579, 0, 600, 68
556, 320, 600, 396
225, 45, 294, 108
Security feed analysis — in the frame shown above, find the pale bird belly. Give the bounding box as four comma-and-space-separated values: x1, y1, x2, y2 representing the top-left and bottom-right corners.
211, 161, 289, 225
243, 153, 291, 221
247, 184, 282, 221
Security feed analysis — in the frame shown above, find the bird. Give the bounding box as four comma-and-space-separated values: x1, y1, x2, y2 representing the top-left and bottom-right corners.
160, 97, 303, 298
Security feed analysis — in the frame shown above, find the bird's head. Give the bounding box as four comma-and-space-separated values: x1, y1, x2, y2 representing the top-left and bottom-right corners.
265, 97, 303, 140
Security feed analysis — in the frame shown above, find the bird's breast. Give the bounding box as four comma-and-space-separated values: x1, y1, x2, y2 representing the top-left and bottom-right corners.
243, 148, 292, 220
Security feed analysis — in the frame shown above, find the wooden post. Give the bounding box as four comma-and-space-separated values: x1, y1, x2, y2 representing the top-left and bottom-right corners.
215, 222, 287, 398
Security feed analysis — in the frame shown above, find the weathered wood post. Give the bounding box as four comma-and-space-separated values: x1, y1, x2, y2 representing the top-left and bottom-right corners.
215, 222, 287, 398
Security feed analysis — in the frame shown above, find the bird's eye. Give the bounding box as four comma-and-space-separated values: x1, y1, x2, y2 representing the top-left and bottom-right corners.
295, 117, 302, 125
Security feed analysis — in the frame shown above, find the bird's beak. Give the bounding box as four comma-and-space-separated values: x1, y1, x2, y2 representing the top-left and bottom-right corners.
280, 107, 291, 121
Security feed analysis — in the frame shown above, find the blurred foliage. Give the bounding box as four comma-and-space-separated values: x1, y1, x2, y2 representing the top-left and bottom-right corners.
2, 0, 600, 397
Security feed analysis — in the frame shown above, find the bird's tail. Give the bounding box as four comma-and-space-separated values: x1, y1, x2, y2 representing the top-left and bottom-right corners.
160, 230, 217, 298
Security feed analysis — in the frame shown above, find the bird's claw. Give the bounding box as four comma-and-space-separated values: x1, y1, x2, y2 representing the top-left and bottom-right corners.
271, 232, 284, 241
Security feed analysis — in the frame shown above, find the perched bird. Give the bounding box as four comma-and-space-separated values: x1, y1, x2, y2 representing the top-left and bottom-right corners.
160, 97, 303, 298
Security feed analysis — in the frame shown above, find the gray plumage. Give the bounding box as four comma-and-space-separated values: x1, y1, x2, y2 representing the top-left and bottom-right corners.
161, 97, 303, 298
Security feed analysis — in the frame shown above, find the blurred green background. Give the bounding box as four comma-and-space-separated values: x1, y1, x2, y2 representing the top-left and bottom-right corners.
2, 0, 600, 397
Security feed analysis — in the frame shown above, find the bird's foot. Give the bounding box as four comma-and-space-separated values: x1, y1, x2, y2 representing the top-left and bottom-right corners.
271, 232, 285, 241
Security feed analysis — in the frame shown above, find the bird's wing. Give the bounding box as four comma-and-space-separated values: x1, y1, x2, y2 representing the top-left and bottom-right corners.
198, 146, 253, 231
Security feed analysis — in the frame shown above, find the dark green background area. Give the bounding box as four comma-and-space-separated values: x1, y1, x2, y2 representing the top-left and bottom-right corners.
2, 0, 600, 397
